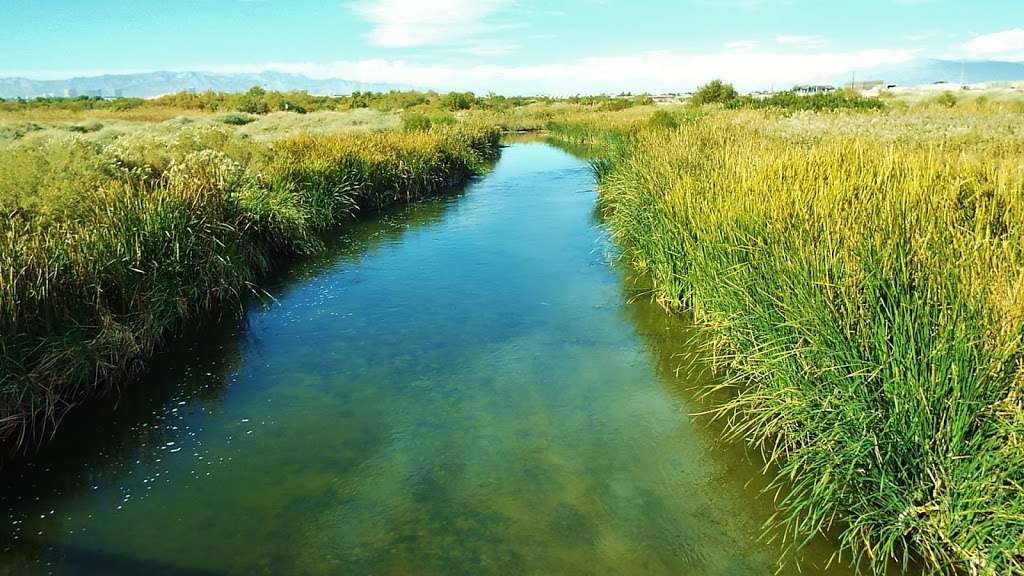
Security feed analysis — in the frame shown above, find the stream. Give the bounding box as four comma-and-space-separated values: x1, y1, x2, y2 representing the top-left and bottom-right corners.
0, 142, 854, 575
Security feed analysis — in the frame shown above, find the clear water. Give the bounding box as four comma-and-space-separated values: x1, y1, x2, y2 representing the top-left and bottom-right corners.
0, 142, 855, 575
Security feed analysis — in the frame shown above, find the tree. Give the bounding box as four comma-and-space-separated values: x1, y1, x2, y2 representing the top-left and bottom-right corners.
691, 80, 738, 105
440, 91, 476, 111
239, 86, 270, 114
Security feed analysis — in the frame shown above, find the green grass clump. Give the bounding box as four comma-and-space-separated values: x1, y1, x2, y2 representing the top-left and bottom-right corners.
647, 110, 680, 130
0, 123, 500, 449
0, 122, 43, 143
931, 91, 960, 109
401, 111, 460, 133
220, 112, 257, 126
65, 121, 104, 133
557, 111, 1024, 575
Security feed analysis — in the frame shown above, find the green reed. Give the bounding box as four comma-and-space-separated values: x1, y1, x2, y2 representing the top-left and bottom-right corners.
0, 123, 500, 449
554, 109, 1024, 575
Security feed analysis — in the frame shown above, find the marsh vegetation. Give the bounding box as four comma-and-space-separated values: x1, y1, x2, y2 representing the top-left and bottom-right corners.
550, 90, 1024, 575
0, 116, 501, 448
1, 84, 1022, 574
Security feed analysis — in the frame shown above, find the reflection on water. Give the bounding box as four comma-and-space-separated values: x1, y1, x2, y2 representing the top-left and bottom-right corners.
1, 143, 855, 575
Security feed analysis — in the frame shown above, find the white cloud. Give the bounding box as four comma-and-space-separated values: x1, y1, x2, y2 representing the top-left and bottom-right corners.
959, 28, 1024, 61
200, 47, 919, 94
776, 35, 827, 48
350, 0, 511, 48
725, 40, 760, 51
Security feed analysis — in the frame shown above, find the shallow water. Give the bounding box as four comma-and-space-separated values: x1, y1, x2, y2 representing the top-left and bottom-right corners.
0, 143, 856, 575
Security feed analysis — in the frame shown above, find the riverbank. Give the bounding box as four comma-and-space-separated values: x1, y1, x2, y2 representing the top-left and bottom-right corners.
0, 141, 859, 576
0, 122, 501, 451
551, 107, 1024, 575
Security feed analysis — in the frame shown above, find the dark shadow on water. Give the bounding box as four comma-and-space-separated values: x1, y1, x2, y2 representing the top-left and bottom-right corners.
51, 545, 227, 576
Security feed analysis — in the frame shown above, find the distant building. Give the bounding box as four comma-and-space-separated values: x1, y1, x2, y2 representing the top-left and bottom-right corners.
114, 88, 124, 98
651, 94, 684, 104
63, 88, 77, 98
83, 89, 102, 98
793, 85, 836, 95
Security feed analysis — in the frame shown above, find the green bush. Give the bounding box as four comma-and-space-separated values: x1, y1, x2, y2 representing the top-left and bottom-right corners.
729, 90, 885, 112
933, 91, 959, 108
278, 101, 307, 114
220, 113, 257, 126
401, 111, 433, 132
691, 80, 738, 105
441, 91, 477, 111
239, 86, 271, 115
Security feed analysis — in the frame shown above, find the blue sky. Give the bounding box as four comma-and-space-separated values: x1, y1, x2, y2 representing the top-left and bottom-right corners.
2, 0, 1022, 93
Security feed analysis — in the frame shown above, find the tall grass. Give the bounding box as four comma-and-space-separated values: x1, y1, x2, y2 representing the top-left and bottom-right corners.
556, 111, 1024, 575
0, 123, 500, 450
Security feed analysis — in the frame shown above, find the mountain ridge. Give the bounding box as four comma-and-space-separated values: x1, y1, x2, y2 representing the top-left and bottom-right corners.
0, 70, 406, 99
2, 59, 1023, 99
845, 58, 1024, 87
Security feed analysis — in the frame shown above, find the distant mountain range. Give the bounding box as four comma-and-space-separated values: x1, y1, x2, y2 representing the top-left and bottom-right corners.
846, 58, 1024, 87
0, 71, 406, 99
1, 59, 1023, 99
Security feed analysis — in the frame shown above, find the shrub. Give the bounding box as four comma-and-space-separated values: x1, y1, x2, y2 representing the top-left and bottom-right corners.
278, 101, 307, 114
401, 111, 433, 132
691, 80, 738, 105
441, 91, 477, 111
933, 91, 959, 108
239, 86, 271, 115
220, 113, 257, 126
729, 90, 885, 112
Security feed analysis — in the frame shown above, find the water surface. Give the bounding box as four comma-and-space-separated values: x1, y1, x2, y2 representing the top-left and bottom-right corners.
0, 143, 854, 575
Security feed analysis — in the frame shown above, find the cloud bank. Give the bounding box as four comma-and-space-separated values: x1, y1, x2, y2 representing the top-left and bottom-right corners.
351, 0, 512, 48
960, 28, 1024, 61
1, 47, 922, 94
222, 48, 919, 94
